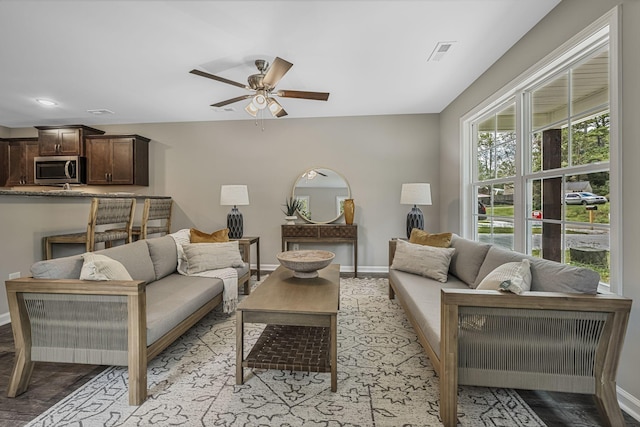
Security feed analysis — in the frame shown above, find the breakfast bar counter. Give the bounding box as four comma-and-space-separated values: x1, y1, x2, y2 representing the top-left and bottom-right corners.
0, 189, 170, 199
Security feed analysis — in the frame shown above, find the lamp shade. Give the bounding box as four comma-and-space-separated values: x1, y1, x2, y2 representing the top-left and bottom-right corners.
220, 185, 249, 206
400, 183, 432, 206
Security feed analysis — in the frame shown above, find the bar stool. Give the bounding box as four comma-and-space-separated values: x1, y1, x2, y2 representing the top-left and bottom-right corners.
138, 198, 173, 239
43, 198, 136, 260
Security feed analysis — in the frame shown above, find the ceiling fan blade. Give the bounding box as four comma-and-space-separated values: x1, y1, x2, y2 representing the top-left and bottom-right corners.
276, 90, 330, 101
211, 95, 253, 108
190, 69, 249, 90
263, 57, 293, 88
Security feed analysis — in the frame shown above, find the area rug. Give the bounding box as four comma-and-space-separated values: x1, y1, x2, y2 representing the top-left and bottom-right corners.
27, 277, 546, 427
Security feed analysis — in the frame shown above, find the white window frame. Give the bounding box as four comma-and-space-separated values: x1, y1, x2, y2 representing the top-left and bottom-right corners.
460, 7, 620, 293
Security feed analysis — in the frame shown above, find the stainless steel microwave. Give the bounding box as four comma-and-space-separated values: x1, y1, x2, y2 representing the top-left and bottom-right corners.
34, 156, 86, 185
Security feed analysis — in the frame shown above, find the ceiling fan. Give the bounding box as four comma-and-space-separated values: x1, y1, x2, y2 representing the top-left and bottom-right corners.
190, 57, 330, 118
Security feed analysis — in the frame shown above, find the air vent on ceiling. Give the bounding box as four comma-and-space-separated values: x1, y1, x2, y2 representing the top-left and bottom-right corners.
211, 106, 236, 112
87, 109, 115, 115
428, 41, 456, 62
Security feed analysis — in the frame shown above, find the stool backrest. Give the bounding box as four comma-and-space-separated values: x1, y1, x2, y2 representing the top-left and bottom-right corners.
87, 198, 136, 249
141, 198, 173, 238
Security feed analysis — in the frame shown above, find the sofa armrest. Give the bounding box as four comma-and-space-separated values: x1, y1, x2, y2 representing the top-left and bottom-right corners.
6, 277, 146, 296
439, 288, 632, 426
5, 277, 149, 404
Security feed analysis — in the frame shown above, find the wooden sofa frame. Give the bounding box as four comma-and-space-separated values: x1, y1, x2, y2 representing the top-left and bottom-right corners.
388, 239, 632, 427
5, 251, 250, 406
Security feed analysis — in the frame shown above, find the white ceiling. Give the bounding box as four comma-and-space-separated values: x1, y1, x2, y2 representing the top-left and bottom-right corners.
0, 0, 561, 128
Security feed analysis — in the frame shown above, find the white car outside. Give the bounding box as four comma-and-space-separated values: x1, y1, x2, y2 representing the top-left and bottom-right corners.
564, 192, 608, 205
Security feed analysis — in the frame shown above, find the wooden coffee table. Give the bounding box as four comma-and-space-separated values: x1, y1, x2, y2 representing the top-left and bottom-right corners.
236, 264, 340, 391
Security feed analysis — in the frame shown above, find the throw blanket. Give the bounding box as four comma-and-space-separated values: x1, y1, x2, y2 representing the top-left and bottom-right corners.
170, 229, 238, 313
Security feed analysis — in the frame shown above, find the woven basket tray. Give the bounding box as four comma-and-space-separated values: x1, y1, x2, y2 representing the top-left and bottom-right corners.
244, 324, 331, 373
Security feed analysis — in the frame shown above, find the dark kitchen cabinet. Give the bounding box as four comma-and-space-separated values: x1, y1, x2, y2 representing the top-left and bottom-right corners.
86, 135, 150, 185
6, 138, 40, 186
0, 139, 7, 186
36, 125, 104, 156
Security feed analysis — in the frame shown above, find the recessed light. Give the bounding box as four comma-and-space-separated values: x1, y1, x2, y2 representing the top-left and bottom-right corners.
36, 98, 58, 107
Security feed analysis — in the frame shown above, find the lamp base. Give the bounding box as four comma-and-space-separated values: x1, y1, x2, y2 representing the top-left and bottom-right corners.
227, 206, 244, 239
406, 205, 424, 238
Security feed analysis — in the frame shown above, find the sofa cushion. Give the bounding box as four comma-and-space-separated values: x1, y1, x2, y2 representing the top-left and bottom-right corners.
390, 269, 469, 359
409, 229, 452, 248
391, 239, 455, 283
30, 240, 155, 283
95, 240, 156, 284
475, 245, 600, 294
31, 255, 83, 279
79, 253, 133, 281
146, 274, 224, 345
182, 242, 245, 275
145, 235, 178, 280
449, 234, 491, 287
476, 259, 532, 294
190, 227, 229, 243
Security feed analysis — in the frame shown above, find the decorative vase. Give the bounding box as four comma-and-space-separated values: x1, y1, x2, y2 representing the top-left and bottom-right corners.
343, 199, 354, 225
284, 215, 297, 225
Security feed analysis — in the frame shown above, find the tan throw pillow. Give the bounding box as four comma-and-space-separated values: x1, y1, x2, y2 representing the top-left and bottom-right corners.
80, 253, 133, 281
409, 229, 453, 248
182, 241, 244, 275
476, 259, 532, 294
391, 239, 455, 283
190, 228, 230, 243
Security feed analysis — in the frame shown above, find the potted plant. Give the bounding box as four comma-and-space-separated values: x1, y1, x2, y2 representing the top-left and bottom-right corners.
282, 197, 303, 225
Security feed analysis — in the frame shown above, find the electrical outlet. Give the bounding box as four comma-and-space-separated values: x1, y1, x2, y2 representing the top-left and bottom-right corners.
9, 272, 21, 280
293, 244, 300, 251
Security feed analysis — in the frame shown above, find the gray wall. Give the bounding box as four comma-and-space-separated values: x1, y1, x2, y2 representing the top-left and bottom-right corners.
440, 0, 640, 415
0, 113, 440, 318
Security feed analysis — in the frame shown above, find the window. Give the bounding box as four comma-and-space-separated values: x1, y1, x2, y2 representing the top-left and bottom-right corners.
466, 12, 618, 290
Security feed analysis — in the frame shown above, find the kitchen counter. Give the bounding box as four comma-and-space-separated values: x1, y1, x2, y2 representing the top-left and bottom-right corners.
0, 189, 170, 199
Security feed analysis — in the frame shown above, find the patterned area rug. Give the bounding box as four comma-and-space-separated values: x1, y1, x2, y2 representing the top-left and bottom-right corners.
27, 277, 545, 427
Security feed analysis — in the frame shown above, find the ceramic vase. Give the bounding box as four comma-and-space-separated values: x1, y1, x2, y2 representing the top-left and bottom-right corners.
284, 215, 297, 225
343, 199, 355, 225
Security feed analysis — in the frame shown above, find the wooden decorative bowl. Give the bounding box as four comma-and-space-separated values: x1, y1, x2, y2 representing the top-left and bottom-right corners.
276, 250, 336, 278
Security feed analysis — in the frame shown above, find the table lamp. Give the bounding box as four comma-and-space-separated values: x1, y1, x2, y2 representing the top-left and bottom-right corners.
400, 183, 432, 238
220, 185, 249, 239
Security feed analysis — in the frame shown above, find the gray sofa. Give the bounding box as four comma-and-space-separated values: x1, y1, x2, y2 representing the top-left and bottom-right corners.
388, 235, 632, 427
5, 235, 250, 405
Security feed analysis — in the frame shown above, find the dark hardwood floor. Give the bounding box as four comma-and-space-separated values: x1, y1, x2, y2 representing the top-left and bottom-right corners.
0, 321, 637, 426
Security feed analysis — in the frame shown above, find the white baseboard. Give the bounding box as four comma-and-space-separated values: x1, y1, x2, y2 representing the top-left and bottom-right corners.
0, 312, 10, 326
618, 385, 640, 422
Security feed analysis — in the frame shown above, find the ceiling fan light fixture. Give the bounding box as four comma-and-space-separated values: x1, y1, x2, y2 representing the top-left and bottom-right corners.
252, 91, 267, 110
267, 98, 284, 117
245, 102, 258, 117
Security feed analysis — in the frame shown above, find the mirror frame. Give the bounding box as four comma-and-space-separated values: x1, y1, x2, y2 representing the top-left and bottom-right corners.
291, 167, 351, 224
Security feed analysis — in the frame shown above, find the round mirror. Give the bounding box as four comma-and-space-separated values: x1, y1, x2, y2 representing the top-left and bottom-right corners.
292, 167, 351, 224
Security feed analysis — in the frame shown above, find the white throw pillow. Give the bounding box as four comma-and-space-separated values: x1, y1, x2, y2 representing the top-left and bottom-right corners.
477, 259, 532, 294
182, 241, 244, 275
80, 253, 133, 281
391, 239, 455, 283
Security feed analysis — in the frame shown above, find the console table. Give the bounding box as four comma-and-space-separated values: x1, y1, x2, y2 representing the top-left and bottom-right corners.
281, 224, 358, 277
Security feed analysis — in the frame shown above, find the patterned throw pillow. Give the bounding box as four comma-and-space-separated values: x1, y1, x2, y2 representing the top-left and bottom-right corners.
391, 239, 455, 283
408, 229, 453, 248
80, 253, 133, 281
182, 241, 244, 275
190, 228, 230, 243
476, 259, 532, 294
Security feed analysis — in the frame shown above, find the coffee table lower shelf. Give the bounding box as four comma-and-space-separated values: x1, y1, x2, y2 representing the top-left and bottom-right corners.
243, 324, 331, 373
